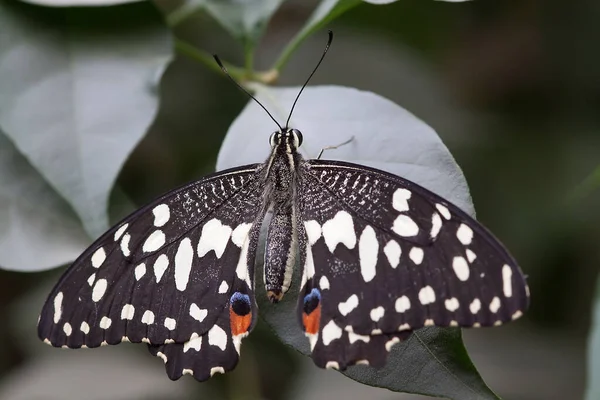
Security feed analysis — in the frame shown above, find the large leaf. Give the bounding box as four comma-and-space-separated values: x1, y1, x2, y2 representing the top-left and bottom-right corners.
216, 85, 499, 399
585, 276, 600, 400
167, 0, 286, 48
0, 2, 171, 238
0, 129, 89, 272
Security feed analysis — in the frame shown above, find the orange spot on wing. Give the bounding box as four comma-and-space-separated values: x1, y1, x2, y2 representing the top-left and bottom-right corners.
230, 307, 252, 336
302, 304, 321, 335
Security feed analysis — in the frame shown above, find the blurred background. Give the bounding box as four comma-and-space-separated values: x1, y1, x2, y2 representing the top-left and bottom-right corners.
1, 0, 599, 399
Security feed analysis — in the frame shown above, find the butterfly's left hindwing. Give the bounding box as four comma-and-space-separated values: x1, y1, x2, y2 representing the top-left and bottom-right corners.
297, 160, 529, 369
38, 164, 267, 381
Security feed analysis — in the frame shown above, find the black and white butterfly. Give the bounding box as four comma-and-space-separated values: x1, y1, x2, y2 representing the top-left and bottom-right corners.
38, 31, 529, 381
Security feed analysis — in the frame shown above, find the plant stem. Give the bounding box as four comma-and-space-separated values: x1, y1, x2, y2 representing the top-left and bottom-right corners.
174, 38, 246, 79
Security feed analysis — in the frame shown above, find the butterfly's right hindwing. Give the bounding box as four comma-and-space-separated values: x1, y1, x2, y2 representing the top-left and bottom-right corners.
38, 164, 266, 381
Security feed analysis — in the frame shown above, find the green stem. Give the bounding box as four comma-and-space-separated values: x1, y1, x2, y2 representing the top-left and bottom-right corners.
271, 0, 362, 71
174, 38, 246, 80
569, 164, 600, 202
244, 39, 254, 75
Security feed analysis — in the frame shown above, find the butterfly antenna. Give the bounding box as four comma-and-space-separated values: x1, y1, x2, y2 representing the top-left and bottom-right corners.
284, 30, 334, 129
213, 55, 283, 131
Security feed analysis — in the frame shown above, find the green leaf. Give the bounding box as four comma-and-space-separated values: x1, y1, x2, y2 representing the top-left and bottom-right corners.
167, 0, 285, 51
0, 2, 171, 238
0, 129, 90, 272
585, 276, 600, 400
216, 85, 499, 399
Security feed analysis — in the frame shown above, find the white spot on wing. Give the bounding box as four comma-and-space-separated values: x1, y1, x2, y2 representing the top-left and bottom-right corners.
322, 320, 342, 346
502, 264, 513, 297
235, 235, 252, 289
152, 204, 170, 227
418, 286, 436, 305
183, 332, 202, 352
91, 248, 106, 268
319, 276, 330, 290
383, 240, 401, 268
431, 212, 442, 238
466, 249, 477, 263
210, 367, 225, 376
470, 298, 481, 314
456, 224, 473, 245
409, 247, 424, 265
338, 294, 359, 316
392, 215, 419, 237
358, 225, 378, 282
164, 317, 176, 331
370, 306, 385, 322
348, 331, 370, 344
120, 233, 131, 257
325, 361, 340, 370
395, 296, 411, 312
436, 203, 451, 220
92, 279, 108, 302
445, 297, 460, 312
53, 292, 63, 324
174, 238, 193, 291
134, 263, 146, 281
512, 310, 523, 320
231, 223, 252, 247
141, 310, 155, 325
121, 304, 135, 320
63, 322, 72, 336
385, 337, 400, 352
452, 256, 470, 281
306, 332, 318, 351
189, 303, 207, 322
143, 230, 166, 253
392, 188, 411, 212
99, 316, 112, 329
156, 351, 168, 364
198, 218, 232, 259
114, 223, 128, 241
80, 321, 90, 334
304, 220, 322, 245
489, 296, 501, 313
153, 255, 169, 283
218, 280, 229, 294
87, 273, 96, 286
322, 211, 356, 252
208, 325, 227, 350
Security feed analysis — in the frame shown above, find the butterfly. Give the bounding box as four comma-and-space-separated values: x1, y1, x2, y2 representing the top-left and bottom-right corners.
38, 31, 529, 381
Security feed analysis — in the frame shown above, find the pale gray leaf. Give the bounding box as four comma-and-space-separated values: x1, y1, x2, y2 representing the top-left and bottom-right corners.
0, 130, 89, 272
216, 85, 498, 399
0, 3, 171, 237
217, 84, 473, 215
168, 0, 285, 45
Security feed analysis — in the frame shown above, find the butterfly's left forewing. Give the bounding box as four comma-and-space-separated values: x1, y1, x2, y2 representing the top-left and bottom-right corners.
297, 159, 529, 369
38, 164, 267, 381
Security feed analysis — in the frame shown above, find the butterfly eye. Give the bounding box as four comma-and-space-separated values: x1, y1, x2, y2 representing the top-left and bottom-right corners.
269, 132, 279, 146
290, 129, 303, 147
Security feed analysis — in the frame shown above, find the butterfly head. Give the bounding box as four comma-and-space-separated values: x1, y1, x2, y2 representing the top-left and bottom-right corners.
269, 128, 304, 152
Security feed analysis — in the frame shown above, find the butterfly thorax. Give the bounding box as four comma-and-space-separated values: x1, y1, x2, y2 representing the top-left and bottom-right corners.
262, 129, 306, 302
